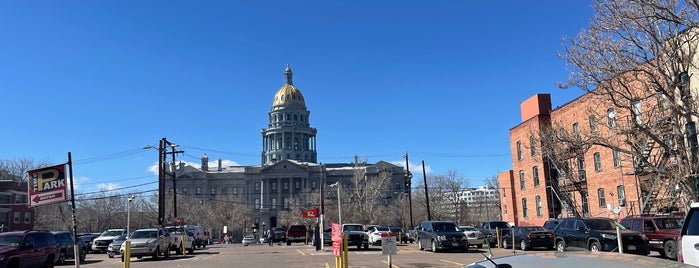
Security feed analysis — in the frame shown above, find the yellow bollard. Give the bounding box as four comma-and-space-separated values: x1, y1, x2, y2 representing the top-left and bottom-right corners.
181, 235, 186, 256
123, 240, 131, 268
342, 234, 348, 268
496, 227, 500, 248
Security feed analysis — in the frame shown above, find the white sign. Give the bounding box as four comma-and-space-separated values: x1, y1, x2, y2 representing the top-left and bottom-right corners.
381, 236, 397, 255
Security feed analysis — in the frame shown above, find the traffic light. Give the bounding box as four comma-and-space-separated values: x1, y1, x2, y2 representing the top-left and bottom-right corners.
404, 171, 412, 194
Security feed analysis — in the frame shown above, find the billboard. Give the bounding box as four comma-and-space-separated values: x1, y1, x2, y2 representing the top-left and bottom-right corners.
28, 164, 68, 207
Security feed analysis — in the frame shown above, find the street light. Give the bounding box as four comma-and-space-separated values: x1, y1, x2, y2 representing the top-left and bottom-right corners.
127, 195, 135, 238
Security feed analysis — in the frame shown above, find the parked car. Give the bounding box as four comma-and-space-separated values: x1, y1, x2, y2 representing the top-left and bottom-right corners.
500, 226, 554, 250
92, 229, 127, 253
285, 225, 307, 245
242, 235, 256, 246
416, 220, 469, 252
77, 233, 99, 253
479, 220, 511, 247
107, 234, 127, 258
51, 231, 87, 264
341, 223, 369, 250
367, 226, 391, 245
182, 225, 208, 248
0, 230, 61, 268
311, 228, 332, 246
388, 226, 412, 243
620, 215, 683, 259
165, 226, 195, 254
543, 219, 561, 231
459, 226, 484, 248
552, 217, 650, 255
463, 250, 692, 268
273, 227, 286, 242
119, 228, 171, 261
678, 202, 699, 265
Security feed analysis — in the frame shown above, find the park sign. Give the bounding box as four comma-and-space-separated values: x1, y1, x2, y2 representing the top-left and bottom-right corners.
28, 164, 68, 207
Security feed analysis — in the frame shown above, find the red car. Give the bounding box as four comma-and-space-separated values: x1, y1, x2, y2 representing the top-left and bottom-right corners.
0, 230, 61, 268
620, 215, 683, 260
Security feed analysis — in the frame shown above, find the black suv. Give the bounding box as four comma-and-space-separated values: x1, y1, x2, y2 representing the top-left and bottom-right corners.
415, 221, 468, 252
0, 230, 60, 268
51, 231, 87, 264
552, 217, 650, 255
543, 219, 560, 231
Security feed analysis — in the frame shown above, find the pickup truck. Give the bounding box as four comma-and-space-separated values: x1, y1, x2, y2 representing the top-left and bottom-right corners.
286, 225, 307, 245
479, 220, 511, 247
166, 226, 196, 254
342, 223, 369, 250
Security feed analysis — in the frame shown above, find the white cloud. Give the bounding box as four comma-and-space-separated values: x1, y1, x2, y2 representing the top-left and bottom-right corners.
68, 176, 91, 193
97, 183, 121, 192
389, 160, 432, 174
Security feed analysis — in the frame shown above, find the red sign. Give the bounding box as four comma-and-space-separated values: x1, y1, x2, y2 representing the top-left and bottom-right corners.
332, 241, 341, 257
28, 164, 68, 207
331, 223, 341, 242
302, 208, 319, 218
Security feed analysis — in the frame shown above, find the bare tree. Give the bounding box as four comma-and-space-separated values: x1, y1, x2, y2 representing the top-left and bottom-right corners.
558, 0, 699, 211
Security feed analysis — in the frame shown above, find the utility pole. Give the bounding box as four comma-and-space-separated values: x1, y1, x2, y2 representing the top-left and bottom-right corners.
422, 160, 431, 221
404, 152, 414, 230
159, 138, 184, 223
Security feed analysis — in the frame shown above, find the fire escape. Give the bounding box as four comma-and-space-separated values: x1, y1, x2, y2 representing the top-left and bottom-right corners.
545, 131, 591, 218
632, 113, 676, 215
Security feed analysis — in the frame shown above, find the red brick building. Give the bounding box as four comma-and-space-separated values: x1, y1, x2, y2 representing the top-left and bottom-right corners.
0, 180, 34, 231
499, 93, 652, 226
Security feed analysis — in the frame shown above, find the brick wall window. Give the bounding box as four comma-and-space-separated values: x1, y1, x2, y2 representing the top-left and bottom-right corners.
522, 198, 528, 218
657, 93, 668, 111
516, 141, 522, 160
589, 116, 597, 133
530, 135, 536, 156
617, 185, 626, 206
23, 212, 31, 224
613, 149, 621, 167
597, 188, 606, 207
519, 170, 525, 190
13, 212, 20, 224
607, 108, 617, 128
536, 195, 542, 217
577, 156, 586, 181
632, 100, 642, 125
581, 191, 589, 216
504, 205, 507, 215
573, 122, 580, 138
594, 152, 602, 172
532, 166, 540, 187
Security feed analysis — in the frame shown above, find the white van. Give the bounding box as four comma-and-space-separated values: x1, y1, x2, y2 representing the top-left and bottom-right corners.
183, 225, 208, 248
678, 202, 699, 265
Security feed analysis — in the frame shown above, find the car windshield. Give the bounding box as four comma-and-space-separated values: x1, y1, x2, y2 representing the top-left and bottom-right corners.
389, 227, 403, 233
491, 222, 510, 229
376, 226, 390, 232
656, 218, 682, 229
130, 231, 157, 239
344, 225, 363, 232
101, 230, 123, 236
525, 227, 547, 232
433, 222, 458, 232
0, 235, 22, 246
584, 219, 622, 230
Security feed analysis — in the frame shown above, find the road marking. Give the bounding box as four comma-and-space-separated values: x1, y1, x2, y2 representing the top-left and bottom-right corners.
381, 260, 400, 268
202, 254, 216, 260
296, 249, 306, 256
440, 259, 465, 266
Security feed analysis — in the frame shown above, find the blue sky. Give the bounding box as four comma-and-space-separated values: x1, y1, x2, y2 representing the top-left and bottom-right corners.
0, 1, 593, 194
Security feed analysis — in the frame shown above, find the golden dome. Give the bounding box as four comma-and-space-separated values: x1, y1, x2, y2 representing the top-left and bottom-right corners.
272, 65, 306, 107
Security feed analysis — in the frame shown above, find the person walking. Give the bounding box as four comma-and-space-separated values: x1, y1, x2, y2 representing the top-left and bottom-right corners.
267, 228, 274, 246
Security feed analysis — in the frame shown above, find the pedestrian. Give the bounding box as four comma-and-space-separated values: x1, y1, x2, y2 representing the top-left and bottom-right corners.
267, 228, 274, 246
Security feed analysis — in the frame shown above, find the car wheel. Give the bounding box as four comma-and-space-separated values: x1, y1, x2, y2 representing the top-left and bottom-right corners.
188, 243, 195, 254
164, 247, 171, 258
664, 240, 677, 260
556, 240, 566, 252
520, 240, 528, 251
364, 243, 369, 250
176, 246, 182, 255
418, 239, 424, 250
120, 255, 124, 262
287, 241, 291, 246
502, 239, 509, 249
80, 249, 87, 262
589, 241, 601, 252
152, 247, 160, 259
57, 251, 66, 265
431, 240, 438, 253
477, 244, 482, 249
43, 258, 54, 268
